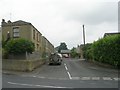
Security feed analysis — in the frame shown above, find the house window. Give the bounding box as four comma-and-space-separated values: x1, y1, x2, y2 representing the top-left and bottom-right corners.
13, 27, 20, 38
33, 29, 35, 40
37, 33, 39, 42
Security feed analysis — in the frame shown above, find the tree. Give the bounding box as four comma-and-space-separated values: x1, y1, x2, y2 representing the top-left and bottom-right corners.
58, 42, 68, 53
70, 47, 79, 58
5, 38, 35, 55
82, 43, 93, 59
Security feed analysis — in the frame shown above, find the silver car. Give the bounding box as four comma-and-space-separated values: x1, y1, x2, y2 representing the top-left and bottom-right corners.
49, 53, 62, 65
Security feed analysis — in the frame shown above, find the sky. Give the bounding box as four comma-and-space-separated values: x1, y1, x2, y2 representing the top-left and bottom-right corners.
0, 0, 119, 49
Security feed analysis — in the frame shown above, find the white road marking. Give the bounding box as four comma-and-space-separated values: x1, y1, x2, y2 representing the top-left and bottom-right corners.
91, 77, 100, 80
65, 66, 68, 71
81, 77, 90, 80
8, 82, 68, 88
64, 63, 66, 66
72, 77, 80, 80
113, 77, 120, 81
103, 77, 112, 80
38, 76, 46, 79
67, 71, 72, 80
64, 63, 72, 80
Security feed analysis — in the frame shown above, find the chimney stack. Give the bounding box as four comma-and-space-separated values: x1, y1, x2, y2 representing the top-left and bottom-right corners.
1, 19, 7, 26
2, 19, 5, 23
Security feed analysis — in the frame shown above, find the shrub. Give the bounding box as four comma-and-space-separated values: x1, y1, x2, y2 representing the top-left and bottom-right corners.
5, 38, 35, 55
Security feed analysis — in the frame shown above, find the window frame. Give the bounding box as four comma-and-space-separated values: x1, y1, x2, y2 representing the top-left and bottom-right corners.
13, 26, 20, 38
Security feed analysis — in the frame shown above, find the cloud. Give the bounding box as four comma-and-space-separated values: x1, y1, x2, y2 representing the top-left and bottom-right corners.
0, 0, 118, 49
59, 2, 118, 25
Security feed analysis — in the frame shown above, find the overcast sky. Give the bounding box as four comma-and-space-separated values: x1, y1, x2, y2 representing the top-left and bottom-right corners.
0, 0, 119, 49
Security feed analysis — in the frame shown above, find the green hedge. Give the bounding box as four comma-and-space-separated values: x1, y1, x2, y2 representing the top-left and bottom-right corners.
92, 35, 120, 68
82, 43, 93, 60
82, 35, 120, 68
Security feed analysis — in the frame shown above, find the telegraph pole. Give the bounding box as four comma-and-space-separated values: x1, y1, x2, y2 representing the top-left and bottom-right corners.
83, 25, 85, 46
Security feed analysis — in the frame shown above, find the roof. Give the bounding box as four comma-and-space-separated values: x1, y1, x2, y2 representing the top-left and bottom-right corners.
61, 50, 71, 54
104, 32, 120, 37
55, 46, 59, 51
80, 44, 84, 47
13, 20, 31, 25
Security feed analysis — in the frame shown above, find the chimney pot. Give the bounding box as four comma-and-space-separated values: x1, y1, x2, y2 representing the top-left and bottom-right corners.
2, 19, 5, 22
8, 20, 11, 23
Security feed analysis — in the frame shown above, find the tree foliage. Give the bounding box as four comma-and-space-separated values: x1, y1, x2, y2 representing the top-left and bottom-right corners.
70, 47, 79, 58
4, 38, 35, 55
58, 42, 68, 53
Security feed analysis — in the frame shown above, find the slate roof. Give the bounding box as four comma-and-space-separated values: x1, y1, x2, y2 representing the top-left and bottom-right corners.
104, 32, 120, 37
13, 20, 31, 25
61, 50, 71, 54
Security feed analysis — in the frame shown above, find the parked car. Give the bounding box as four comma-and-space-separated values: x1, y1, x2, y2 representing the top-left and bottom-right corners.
49, 53, 62, 65
63, 54, 69, 58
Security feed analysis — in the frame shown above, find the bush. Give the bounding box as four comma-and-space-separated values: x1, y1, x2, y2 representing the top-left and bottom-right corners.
5, 38, 35, 55
92, 35, 120, 68
70, 47, 80, 58
82, 43, 93, 60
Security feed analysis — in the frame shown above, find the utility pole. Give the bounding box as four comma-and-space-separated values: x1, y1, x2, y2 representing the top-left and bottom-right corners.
83, 25, 85, 46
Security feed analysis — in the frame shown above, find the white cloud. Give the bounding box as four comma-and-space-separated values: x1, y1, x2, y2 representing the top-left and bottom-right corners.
0, 0, 119, 49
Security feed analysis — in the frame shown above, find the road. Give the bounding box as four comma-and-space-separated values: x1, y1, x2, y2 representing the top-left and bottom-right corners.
2, 58, 119, 88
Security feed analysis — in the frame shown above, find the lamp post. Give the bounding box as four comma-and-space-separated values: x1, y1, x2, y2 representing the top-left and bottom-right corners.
83, 25, 85, 46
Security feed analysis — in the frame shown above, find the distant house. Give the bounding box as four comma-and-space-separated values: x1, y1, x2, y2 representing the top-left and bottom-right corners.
41, 36, 55, 57
61, 50, 71, 58
104, 32, 120, 37
55, 46, 59, 53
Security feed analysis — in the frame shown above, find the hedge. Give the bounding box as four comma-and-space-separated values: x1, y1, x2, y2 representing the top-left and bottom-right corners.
92, 35, 120, 68
82, 35, 120, 68
82, 43, 93, 60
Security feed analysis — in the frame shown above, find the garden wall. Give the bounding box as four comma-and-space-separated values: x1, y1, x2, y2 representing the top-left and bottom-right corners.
2, 59, 46, 71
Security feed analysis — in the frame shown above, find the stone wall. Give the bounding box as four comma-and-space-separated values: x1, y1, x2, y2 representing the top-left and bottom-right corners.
5, 52, 41, 60
26, 52, 41, 60
2, 59, 46, 71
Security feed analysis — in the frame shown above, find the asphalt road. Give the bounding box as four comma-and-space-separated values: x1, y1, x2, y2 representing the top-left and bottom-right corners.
2, 58, 119, 88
